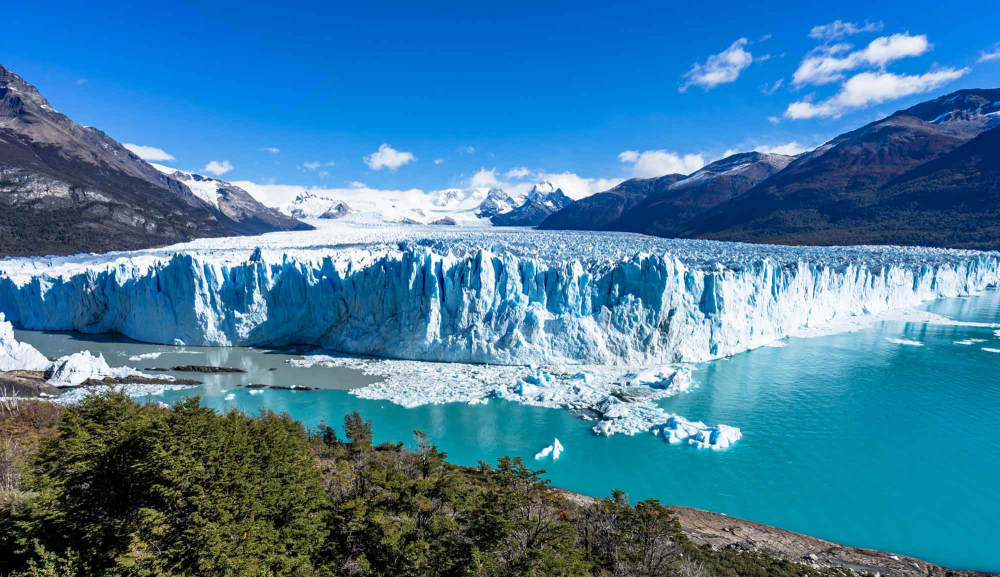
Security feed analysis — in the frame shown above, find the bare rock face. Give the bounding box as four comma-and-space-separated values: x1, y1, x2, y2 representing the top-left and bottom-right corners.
491, 182, 573, 226
430, 216, 457, 225
319, 202, 350, 219
0, 64, 309, 257
543, 89, 1000, 249
689, 89, 1000, 248
540, 152, 792, 234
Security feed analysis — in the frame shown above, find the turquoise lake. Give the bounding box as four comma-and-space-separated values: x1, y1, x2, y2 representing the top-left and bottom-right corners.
16, 289, 1000, 571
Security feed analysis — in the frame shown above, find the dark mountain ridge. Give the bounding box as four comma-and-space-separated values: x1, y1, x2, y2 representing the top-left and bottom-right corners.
541, 88, 1000, 250
0, 64, 307, 257
688, 89, 1000, 247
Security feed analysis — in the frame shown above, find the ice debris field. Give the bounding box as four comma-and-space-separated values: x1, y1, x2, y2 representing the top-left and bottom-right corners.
2, 222, 999, 449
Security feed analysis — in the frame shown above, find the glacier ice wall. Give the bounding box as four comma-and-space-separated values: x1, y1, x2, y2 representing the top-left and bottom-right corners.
1, 245, 998, 365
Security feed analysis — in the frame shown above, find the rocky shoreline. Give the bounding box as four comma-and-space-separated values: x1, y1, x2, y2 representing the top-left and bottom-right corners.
555, 489, 994, 577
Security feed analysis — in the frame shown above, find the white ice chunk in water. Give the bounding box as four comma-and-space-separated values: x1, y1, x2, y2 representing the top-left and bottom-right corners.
536, 437, 565, 460
885, 337, 923, 347
654, 417, 742, 450
45, 351, 148, 387
0, 313, 50, 372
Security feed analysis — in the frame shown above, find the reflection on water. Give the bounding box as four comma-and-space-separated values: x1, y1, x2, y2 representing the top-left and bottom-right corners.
14, 290, 1000, 571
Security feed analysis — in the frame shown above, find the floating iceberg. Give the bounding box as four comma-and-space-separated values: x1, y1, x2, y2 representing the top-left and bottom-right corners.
534, 438, 564, 460
0, 312, 50, 372
45, 351, 148, 387
654, 417, 742, 450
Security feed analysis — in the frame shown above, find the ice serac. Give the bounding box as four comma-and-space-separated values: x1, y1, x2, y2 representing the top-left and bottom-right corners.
0, 312, 50, 371
1, 240, 999, 366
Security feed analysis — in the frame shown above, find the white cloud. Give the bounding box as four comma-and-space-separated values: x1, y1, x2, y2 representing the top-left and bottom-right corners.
785, 68, 969, 119
364, 143, 416, 171
465, 168, 621, 200
262, 147, 280, 154
753, 141, 812, 155
761, 78, 784, 95
793, 33, 931, 86
462, 145, 476, 154
534, 172, 624, 200
75, 78, 87, 86
504, 167, 534, 180
617, 150, 640, 163
123, 143, 175, 162
203, 160, 233, 176
303, 160, 335, 171
680, 38, 753, 92
978, 43, 1000, 63
808, 20, 883, 42
470, 168, 501, 188
433, 159, 445, 165
232, 180, 428, 212
618, 149, 705, 178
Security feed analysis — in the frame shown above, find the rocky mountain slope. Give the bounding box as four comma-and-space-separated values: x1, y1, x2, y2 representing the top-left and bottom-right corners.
537, 173, 686, 231
689, 89, 1000, 248
539, 152, 792, 234
0, 64, 307, 257
541, 89, 1000, 249
491, 182, 573, 226
153, 166, 308, 234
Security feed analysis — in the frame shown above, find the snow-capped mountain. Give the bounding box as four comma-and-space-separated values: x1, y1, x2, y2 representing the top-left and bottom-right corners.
475, 188, 520, 218
270, 186, 490, 225
491, 182, 572, 226
261, 180, 567, 227
151, 165, 308, 234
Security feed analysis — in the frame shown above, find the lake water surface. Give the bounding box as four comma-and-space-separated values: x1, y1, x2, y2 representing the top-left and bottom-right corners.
16, 289, 1000, 571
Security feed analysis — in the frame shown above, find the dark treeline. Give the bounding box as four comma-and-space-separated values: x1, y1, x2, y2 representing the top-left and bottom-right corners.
0, 393, 842, 577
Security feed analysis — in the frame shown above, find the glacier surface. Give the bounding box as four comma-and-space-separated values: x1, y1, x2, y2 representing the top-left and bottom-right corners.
3, 222, 1000, 448
2, 223, 997, 367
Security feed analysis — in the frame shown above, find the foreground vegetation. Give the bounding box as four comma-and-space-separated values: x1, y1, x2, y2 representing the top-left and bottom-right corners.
0, 392, 843, 577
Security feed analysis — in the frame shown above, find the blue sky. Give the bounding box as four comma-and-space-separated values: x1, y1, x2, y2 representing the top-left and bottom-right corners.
3, 0, 999, 199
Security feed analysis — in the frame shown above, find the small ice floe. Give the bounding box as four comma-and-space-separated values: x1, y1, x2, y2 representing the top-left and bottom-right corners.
885, 337, 923, 347
954, 339, 986, 345
982, 348, 1000, 354
653, 416, 742, 449
534, 437, 564, 460
128, 352, 164, 361
619, 367, 693, 395
249, 389, 265, 395
224, 393, 236, 401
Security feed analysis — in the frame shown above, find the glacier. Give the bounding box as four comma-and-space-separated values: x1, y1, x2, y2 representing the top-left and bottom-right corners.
1, 224, 998, 366
2, 223, 999, 448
